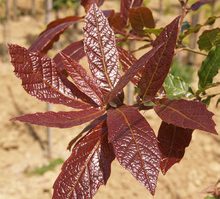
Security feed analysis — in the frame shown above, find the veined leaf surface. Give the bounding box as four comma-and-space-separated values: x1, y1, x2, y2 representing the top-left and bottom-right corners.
53, 121, 114, 198
60, 53, 104, 106
198, 46, 220, 89
164, 74, 192, 99
54, 40, 85, 69
84, 4, 120, 91
117, 46, 140, 85
9, 44, 92, 109
12, 108, 105, 128
107, 106, 161, 195
198, 28, 220, 52
81, 0, 104, 12
106, 43, 164, 103
154, 99, 217, 134
138, 16, 180, 100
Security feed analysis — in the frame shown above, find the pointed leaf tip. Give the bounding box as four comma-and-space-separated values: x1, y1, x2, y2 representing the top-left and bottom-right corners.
81, 0, 104, 12
158, 122, 193, 174
53, 120, 114, 198
84, 3, 120, 91
8, 44, 93, 109
29, 16, 82, 54
138, 16, 180, 100
107, 106, 161, 195
12, 108, 105, 128
155, 99, 217, 134
106, 43, 165, 103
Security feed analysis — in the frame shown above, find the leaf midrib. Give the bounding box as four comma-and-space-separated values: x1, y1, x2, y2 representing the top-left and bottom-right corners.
142, 20, 177, 99
160, 104, 208, 131
68, 133, 105, 197
63, 54, 103, 106
116, 108, 153, 192
93, 7, 114, 90
201, 47, 220, 88
23, 56, 90, 107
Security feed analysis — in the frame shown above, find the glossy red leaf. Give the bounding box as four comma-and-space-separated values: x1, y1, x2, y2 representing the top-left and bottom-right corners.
138, 16, 180, 100
54, 40, 85, 69
9, 44, 92, 109
154, 99, 217, 134
117, 46, 140, 85
81, 0, 104, 12
12, 108, 105, 128
106, 43, 165, 103
107, 106, 161, 195
158, 122, 193, 174
120, 0, 143, 26
29, 16, 82, 54
67, 114, 107, 151
84, 4, 120, 91
53, 120, 114, 198
129, 7, 155, 34
60, 53, 104, 106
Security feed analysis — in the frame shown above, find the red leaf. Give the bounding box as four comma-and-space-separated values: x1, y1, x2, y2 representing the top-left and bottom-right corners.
60, 53, 104, 106
107, 106, 161, 195
84, 4, 120, 91
129, 7, 155, 35
120, 0, 143, 26
158, 122, 193, 174
12, 108, 105, 128
9, 44, 92, 109
81, 0, 104, 12
29, 16, 82, 54
53, 120, 114, 198
117, 46, 140, 85
138, 16, 180, 100
154, 99, 217, 134
54, 40, 85, 69
108, 12, 125, 31
106, 43, 165, 103
67, 114, 107, 151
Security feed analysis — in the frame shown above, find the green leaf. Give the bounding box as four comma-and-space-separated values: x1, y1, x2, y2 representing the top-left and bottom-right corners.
198, 28, 220, 52
144, 27, 163, 36
170, 60, 194, 83
198, 46, 220, 89
164, 74, 193, 99
204, 16, 218, 26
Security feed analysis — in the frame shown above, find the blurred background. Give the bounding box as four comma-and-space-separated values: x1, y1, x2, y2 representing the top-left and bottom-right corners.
0, 0, 220, 198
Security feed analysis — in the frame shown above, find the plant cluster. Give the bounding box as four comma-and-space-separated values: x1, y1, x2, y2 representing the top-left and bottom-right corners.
8, 0, 220, 198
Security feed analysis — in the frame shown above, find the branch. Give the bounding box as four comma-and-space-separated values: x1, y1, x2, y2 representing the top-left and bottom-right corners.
177, 47, 208, 56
